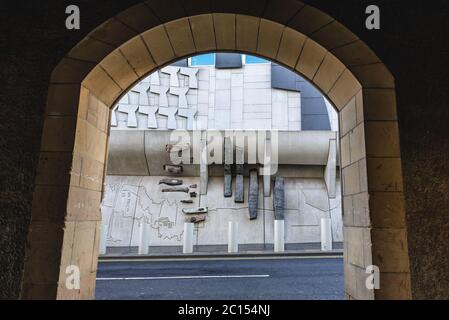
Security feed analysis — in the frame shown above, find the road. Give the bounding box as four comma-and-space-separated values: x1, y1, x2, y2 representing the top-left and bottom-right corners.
95, 257, 343, 300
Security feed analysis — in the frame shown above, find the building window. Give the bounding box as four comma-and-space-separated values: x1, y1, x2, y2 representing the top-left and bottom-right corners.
190, 53, 216, 66
244, 54, 269, 64
215, 53, 242, 69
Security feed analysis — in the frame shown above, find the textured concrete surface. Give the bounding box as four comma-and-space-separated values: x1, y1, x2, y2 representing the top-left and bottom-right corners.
112, 63, 317, 131
1, 0, 449, 299
101, 175, 343, 249
95, 258, 344, 300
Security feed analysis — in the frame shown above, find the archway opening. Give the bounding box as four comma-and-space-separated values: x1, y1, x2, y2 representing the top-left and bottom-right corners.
95, 53, 344, 299
23, 6, 411, 300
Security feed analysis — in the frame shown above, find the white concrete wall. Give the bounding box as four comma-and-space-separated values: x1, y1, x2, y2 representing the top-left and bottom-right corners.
112, 64, 304, 131
100, 175, 343, 249
103, 62, 343, 252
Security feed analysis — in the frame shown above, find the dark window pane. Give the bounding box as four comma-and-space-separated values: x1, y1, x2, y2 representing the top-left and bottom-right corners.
301, 115, 332, 130
216, 53, 242, 69
271, 64, 300, 92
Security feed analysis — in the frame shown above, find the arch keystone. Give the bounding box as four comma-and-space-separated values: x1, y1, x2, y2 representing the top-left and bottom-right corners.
213, 13, 236, 50
236, 15, 260, 54
189, 14, 216, 52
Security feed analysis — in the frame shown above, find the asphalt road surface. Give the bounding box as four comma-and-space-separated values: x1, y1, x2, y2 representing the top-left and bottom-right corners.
95, 257, 343, 300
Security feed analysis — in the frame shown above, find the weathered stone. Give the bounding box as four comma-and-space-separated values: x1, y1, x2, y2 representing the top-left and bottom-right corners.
224, 137, 233, 197
234, 174, 244, 203
273, 176, 285, 220
182, 207, 208, 214
163, 164, 183, 174
186, 215, 206, 224
158, 178, 183, 186
161, 186, 189, 193
235, 144, 244, 203
224, 166, 232, 197
248, 170, 259, 220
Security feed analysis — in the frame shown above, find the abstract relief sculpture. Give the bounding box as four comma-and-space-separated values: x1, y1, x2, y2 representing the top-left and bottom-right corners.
273, 177, 285, 220
248, 170, 259, 220
234, 145, 244, 203
224, 137, 233, 197
111, 66, 199, 130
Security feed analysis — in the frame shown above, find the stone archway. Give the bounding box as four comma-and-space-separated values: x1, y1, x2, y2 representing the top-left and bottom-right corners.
22, 1, 410, 300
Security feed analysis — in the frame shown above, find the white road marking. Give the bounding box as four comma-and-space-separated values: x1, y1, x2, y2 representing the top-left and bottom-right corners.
97, 274, 270, 281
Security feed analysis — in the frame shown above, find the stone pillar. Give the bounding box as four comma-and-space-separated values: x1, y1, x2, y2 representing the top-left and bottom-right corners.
183, 222, 194, 254
321, 217, 333, 251
274, 220, 285, 252
228, 221, 238, 253
138, 221, 149, 255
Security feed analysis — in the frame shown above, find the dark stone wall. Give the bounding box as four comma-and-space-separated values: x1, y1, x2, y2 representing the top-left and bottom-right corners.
0, 0, 448, 299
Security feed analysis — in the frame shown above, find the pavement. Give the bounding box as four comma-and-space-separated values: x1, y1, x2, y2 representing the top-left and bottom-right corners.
95, 256, 344, 300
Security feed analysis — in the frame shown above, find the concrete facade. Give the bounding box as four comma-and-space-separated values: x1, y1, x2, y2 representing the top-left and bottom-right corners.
101, 175, 343, 252
103, 61, 342, 253
111, 62, 336, 131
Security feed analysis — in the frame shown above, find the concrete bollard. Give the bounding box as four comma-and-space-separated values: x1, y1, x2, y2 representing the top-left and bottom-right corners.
138, 221, 149, 255
183, 222, 194, 254
321, 217, 333, 251
99, 223, 108, 255
274, 220, 285, 252
228, 221, 239, 253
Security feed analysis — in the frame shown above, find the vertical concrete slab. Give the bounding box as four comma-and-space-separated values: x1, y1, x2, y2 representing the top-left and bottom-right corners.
274, 220, 285, 252
321, 217, 333, 251
325, 138, 337, 198
228, 221, 238, 253
183, 222, 194, 254
138, 221, 149, 255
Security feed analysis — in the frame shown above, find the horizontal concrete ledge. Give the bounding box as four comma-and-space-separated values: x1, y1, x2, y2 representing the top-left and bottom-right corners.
107, 130, 339, 176
98, 249, 343, 262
